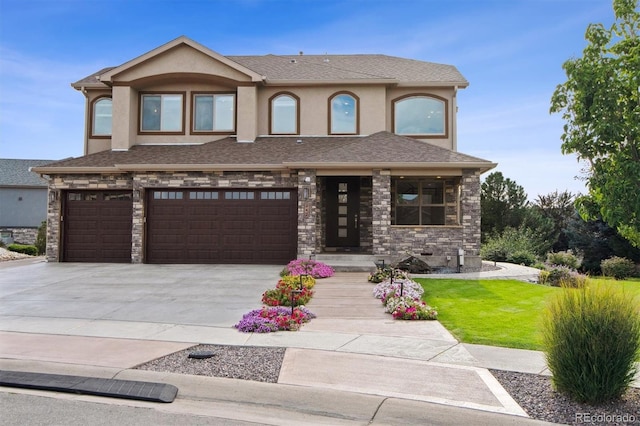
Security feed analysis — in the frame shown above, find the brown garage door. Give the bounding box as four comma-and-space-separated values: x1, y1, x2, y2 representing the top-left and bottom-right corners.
63, 191, 133, 262
146, 189, 297, 264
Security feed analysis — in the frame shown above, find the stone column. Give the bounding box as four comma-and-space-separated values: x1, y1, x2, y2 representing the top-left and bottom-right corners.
461, 169, 481, 257
372, 170, 391, 256
131, 176, 144, 263
297, 169, 317, 257
45, 184, 61, 262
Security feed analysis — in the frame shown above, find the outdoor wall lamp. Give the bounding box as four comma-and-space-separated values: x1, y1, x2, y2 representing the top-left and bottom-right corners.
48, 190, 58, 203
133, 189, 141, 202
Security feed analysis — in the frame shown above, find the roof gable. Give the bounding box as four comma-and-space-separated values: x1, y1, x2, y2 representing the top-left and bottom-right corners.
99, 36, 264, 85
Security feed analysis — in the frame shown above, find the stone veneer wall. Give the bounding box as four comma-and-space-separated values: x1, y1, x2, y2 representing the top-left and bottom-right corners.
372, 169, 482, 269
0, 227, 39, 245
372, 170, 392, 255
296, 169, 317, 257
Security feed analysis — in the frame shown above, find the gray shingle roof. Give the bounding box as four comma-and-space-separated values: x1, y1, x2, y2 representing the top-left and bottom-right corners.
229, 54, 467, 84
73, 42, 468, 86
33, 132, 493, 172
0, 159, 54, 186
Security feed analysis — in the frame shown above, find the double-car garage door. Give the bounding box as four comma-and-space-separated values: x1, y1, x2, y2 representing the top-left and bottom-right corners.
62, 189, 297, 264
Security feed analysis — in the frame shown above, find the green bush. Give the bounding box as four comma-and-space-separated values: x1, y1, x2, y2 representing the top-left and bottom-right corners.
7, 244, 37, 256
507, 250, 537, 266
481, 227, 546, 264
538, 264, 587, 288
601, 256, 636, 280
546, 251, 581, 270
542, 284, 640, 403
35, 220, 47, 255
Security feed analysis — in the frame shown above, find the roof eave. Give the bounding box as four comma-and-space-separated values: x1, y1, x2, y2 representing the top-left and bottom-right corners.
284, 161, 497, 173
116, 164, 289, 172
395, 81, 469, 88
31, 166, 124, 175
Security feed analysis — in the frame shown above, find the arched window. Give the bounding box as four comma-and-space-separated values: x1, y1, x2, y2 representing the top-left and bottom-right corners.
329, 92, 358, 134
270, 92, 299, 134
92, 97, 112, 137
393, 95, 447, 137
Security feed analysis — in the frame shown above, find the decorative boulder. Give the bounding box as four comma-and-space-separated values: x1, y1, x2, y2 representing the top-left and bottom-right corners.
394, 256, 432, 274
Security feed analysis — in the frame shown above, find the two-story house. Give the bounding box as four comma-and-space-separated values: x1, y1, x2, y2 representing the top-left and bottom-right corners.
33, 36, 495, 268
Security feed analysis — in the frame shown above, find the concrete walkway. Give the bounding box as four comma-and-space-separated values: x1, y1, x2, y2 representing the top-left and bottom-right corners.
0, 259, 603, 424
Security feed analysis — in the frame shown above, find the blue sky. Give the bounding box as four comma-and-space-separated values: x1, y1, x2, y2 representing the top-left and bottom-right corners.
0, 0, 615, 199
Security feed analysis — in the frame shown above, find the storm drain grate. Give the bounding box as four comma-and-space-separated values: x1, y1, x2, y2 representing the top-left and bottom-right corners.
0, 370, 178, 403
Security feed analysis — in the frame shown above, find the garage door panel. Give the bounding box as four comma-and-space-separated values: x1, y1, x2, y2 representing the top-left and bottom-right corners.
63, 191, 132, 262
146, 189, 296, 264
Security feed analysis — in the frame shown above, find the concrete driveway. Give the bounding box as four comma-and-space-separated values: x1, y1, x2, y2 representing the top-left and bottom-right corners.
0, 260, 284, 328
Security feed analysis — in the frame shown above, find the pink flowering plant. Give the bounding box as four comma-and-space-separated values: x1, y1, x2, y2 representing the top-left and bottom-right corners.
391, 298, 438, 320
373, 277, 437, 320
282, 259, 335, 278
234, 306, 317, 333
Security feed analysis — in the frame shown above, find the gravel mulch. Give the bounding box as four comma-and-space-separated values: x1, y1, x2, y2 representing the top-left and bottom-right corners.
135, 344, 286, 383
491, 370, 640, 425
137, 344, 640, 425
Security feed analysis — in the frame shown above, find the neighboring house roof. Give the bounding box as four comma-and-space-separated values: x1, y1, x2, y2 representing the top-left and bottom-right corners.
0, 159, 53, 187
72, 36, 468, 88
32, 132, 495, 174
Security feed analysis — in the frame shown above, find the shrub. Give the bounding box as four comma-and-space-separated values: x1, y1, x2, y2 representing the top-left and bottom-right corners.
546, 251, 580, 270
542, 284, 640, 403
481, 226, 551, 263
7, 244, 37, 256
537, 264, 587, 288
601, 256, 636, 280
35, 220, 47, 255
507, 250, 537, 266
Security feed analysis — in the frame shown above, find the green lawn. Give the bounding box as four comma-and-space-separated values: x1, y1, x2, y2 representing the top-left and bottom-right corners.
416, 277, 640, 351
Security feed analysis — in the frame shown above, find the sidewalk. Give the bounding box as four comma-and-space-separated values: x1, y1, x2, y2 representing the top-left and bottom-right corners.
0, 261, 600, 424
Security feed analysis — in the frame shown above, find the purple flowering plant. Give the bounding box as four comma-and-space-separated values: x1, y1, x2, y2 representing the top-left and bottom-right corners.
282, 259, 335, 278
234, 306, 317, 333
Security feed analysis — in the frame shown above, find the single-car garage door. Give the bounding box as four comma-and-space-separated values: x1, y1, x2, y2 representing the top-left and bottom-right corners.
63, 191, 133, 262
146, 189, 297, 264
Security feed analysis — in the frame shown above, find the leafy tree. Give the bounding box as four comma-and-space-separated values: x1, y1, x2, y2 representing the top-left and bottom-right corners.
481, 171, 528, 240
550, 0, 640, 247
533, 191, 575, 252
566, 212, 640, 274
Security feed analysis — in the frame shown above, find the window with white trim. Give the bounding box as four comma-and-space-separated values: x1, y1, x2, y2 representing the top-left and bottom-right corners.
140, 93, 184, 133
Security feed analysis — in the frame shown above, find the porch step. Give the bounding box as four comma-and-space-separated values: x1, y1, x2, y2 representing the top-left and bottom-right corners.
313, 254, 380, 273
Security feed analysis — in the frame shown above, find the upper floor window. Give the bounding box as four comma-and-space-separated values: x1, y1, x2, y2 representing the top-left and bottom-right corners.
393, 95, 447, 137
92, 97, 112, 137
329, 92, 358, 134
140, 93, 184, 133
270, 92, 299, 134
192, 93, 235, 133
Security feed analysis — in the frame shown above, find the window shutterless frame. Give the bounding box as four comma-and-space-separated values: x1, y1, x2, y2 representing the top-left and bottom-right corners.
139, 92, 186, 135
90, 96, 112, 138
269, 92, 300, 135
328, 91, 359, 135
392, 94, 448, 138
190, 92, 236, 134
